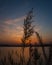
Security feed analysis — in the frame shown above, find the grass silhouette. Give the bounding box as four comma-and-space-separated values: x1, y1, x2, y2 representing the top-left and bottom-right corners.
0, 9, 52, 65
0, 46, 52, 65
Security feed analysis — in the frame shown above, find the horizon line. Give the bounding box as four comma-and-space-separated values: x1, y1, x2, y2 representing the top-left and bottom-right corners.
0, 43, 52, 47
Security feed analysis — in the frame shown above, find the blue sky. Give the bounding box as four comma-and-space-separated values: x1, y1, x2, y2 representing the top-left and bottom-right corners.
0, 0, 52, 43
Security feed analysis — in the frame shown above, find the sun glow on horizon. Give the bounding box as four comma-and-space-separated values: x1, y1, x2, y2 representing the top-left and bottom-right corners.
0, 14, 52, 44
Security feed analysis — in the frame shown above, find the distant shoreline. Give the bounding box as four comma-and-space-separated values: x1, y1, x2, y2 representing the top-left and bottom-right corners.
0, 43, 52, 47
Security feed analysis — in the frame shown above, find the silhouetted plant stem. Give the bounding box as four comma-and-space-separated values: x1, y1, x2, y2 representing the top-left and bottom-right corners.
33, 47, 40, 65
38, 57, 43, 65
22, 45, 25, 65
29, 43, 33, 65
22, 8, 34, 65
46, 47, 52, 65
35, 31, 47, 61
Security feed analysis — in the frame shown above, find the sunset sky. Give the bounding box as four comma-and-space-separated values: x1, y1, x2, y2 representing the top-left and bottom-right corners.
0, 0, 52, 44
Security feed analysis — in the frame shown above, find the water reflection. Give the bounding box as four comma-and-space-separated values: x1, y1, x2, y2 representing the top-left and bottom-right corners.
0, 47, 49, 61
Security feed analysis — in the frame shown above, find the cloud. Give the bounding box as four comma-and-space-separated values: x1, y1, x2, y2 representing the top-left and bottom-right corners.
0, 25, 24, 43
0, 15, 25, 36
4, 16, 25, 25
0, 23, 24, 41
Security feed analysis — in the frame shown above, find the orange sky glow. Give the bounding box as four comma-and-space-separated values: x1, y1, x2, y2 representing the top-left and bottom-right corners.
0, 16, 52, 44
